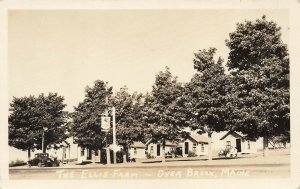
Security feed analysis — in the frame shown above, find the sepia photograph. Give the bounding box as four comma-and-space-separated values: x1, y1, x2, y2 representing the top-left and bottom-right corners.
1, 1, 300, 189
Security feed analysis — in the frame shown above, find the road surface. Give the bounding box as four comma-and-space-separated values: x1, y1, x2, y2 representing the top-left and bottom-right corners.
9, 148, 290, 179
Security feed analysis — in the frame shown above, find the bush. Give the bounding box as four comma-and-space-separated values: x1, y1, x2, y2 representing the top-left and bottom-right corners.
9, 159, 26, 167
116, 150, 126, 163
146, 153, 154, 159
187, 151, 197, 157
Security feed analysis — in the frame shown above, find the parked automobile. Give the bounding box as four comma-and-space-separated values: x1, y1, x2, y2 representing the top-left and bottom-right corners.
218, 147, 238, 158
165, 151, 176, 158
27, 153, 60, 167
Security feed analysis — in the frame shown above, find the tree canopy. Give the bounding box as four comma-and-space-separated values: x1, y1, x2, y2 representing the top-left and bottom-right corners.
144, 67, 187, 160
111, 86, 145, 146
187, 48, 230, 160
71, 80, 113, 150
188, 48, 230, 132
9, 93, 68, 157
225, 16, 289, 152
226, 15, 288, 71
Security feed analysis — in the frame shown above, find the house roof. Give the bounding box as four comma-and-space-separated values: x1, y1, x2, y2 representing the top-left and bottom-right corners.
131, 141, 146, 148
219, 131, 245, 140
145, 139, 178, 147
165, 141, 178, 147
189, 134, 209, 143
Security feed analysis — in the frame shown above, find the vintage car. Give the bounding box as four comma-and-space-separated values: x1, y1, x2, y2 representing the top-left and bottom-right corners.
218, 147, 238, 158
27, 153, 60, 167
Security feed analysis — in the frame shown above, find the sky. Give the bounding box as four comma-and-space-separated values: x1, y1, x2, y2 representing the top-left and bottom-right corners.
8, 10, 289, 112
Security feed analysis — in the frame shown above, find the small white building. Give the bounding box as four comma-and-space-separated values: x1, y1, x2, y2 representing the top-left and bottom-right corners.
77, 144, 126, 163
146, 140, 177, 158
54, 138, 78, 163
182, 134, 208, 157
77, 147, 101, 163
219, 131, 258, 154
128, 141, 146, 159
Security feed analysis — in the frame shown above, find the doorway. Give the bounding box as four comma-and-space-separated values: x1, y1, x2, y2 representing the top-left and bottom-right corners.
87, 148, 92, 160
185, 142, 189, 154
236, 139, 242, 152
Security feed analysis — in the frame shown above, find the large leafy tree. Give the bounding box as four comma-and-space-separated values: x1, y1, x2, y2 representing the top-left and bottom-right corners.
111, 86, 145, 162
144, 67, 187, 162
187, 48, 230, 160
71, 80, 113, 157
9, 93, 68, 159
225, 16, 289, 156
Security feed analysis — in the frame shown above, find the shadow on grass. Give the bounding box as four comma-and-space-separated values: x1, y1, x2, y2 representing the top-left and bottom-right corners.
141, 160, 163, 164
76, 161, 93, 165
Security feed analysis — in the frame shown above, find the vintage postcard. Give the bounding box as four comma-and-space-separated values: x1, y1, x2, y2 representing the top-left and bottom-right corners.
0, 1, 300, 189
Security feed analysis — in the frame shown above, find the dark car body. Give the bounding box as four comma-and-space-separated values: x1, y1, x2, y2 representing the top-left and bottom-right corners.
27, 153, 59, 167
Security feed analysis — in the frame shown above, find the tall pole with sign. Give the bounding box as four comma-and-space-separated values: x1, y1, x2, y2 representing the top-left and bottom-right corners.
105, 95, 111, 165
101, 86, 111, 165
112, 107, 117, 164
100, 83, 118, 165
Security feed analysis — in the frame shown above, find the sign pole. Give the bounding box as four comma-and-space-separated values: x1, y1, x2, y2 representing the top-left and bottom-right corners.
112, 107, 117, 164
105, 96, 111, 165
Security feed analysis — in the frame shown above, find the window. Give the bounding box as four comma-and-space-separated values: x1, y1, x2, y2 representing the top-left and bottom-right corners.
248, 141, 251, 150
134, 148, 137, 155
192, 143, 197, 152
201, 143, 204, 152
95, 150, 99, 156
81, 148, 84, 156
226, 141, 231, 149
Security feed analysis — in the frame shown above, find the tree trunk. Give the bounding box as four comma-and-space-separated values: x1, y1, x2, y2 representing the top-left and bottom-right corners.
208, 132, 213, 161
113, 150, 117, 164
62, 147, 65, 163
123, 144, 127, 163
43, 143, 47, 153
68, 146, 71, 163
106, 144, 111, 164
161, 139, 166, 163
28, 148, 31, 161
99, 150, 101, 163
263, 136, 269, 157
92, 150, 96, 164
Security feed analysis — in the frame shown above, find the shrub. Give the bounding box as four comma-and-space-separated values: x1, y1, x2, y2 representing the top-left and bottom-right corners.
146, 153, 154, 159
116, 150, 126, 163
9, 159, 26, 167
187, 151, 197, 157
